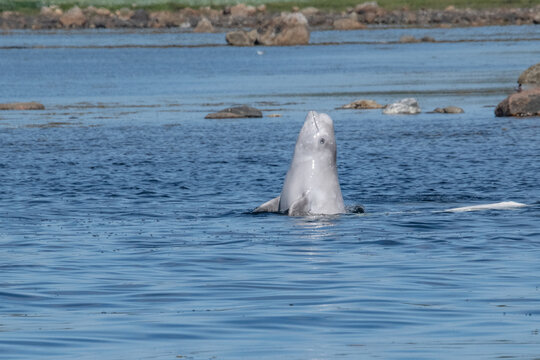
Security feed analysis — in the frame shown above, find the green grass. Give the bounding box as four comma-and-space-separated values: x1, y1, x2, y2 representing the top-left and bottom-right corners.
1, 0, 538, 13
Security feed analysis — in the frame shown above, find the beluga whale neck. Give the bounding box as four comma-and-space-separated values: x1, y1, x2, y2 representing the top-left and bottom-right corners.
255, 111, 346, 216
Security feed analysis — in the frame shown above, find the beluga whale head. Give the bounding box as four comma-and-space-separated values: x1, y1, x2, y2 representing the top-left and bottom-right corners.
254, 111, 346, 216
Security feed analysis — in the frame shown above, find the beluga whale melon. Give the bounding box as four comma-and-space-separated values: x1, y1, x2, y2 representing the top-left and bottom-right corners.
254, 111, 346, 216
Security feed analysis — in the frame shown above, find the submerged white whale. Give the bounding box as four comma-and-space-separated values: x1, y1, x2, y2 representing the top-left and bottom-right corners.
255, 111, 346, 216
444, 201, 526, 212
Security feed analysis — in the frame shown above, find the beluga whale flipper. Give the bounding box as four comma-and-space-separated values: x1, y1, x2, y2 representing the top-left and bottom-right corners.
254, 111, 346, 216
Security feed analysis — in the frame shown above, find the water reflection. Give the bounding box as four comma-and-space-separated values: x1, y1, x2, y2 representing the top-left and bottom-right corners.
293, 215, 341, 240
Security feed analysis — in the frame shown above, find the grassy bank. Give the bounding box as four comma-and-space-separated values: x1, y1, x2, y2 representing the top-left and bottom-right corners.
1, 0, 538, 13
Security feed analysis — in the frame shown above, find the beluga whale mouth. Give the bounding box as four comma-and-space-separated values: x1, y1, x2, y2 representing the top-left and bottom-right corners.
254, 111, 346, 216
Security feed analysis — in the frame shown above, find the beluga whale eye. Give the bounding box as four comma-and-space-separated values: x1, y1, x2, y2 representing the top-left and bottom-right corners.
319, 138, 325, 145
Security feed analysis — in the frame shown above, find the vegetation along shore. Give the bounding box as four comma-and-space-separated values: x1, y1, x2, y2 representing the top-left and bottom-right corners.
0, 0, 539, 30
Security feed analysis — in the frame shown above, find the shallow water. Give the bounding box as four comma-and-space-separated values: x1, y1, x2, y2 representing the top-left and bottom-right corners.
0, 26, 539, 359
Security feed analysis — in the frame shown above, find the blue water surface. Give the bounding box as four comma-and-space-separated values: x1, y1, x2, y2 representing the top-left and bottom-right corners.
0, 25, 539, 359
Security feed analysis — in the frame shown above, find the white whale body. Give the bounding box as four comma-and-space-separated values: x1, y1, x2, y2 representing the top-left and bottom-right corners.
255, 111, 346, 216
444, 201, 526, 213
253, 111, 526, 216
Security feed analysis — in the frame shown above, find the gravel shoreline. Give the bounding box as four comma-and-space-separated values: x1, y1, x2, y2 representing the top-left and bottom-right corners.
1, 3, 539, 31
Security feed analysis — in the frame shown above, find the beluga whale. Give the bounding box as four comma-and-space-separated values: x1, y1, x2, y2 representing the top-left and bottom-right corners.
254, 111, 347, 216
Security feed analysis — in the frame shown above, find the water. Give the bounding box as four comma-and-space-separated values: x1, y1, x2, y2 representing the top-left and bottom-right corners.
0, 26, 539, 359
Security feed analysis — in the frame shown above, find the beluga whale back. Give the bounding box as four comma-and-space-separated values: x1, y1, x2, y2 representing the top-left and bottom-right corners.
255, 111, 346, 216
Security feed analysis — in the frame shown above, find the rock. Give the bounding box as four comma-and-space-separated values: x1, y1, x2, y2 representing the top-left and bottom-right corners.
226, 30, 257, 46
355, 2, 380, 14
194, 17, 214, 33
199, 7, 221, 22
40, 5, 62, 18
256, 12, 310, 46
341, 99, 383, 109
131, 9, 149, 26
333, 18, 366, 30
383, 98, 421, 115
205, 105, 263, 119
433, 106, 464, 113
60, 6, 86, 27
495, 88, 540, 117
230, 4, 256, 18
301, 7, 320, 17
518, 63, 540, 85
421, 36, 436, 42
95, 8, 111, 17
399, 35, 420, 43
116, 8, 134, 21
0, 102, 45, 110
149, 11, 184, 28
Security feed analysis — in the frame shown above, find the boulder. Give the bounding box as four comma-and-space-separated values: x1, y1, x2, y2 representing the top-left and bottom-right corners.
421, 36, 436, 42
230, 4, 256, 18
131, 9, 149, 26
226, 30, 258, 46
60, 6, 86, 27
0, 102, 45, 110
333, 18, 366, 30
40, 5, 62, 18
205, 105, 263, 119
383, 98, 421, 115
341, 99, 383, 109
95, 8, 111, 17
355, 1, 380, 14
301, 7, 320, 17
433, 106, 464, 113
226, 12, 310, 46
399, 35, 420, 43
256, 12, 310, 46
32, 15, 60, 30
518, 63, 540, 85
149, 11, 184, 28
495, 88, 540, 117
199, 7, 221, 22
194, 17, 214, 33
115, 8, 134, 21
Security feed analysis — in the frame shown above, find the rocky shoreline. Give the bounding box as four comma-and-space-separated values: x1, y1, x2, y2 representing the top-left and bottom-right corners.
1, 3, 539, 31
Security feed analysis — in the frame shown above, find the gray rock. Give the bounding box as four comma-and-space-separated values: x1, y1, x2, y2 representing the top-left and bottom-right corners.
333, 17, 366, 30
399, 35, 419, 43
341, 99, 383, 109
495, 88, 540, 117
205, 105, 263, 119
433, 106, 464, 113
60, 6, 86, 27
226, 30, 257, 46
194, 17, 214, 33
518, 62, 540, 85
0, 102, 45, 110
256, 12, 310, 46
131, 9, 149, 26
355, 2, 380, 14
383, 98, 421, 115
421, 36, 436, 42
